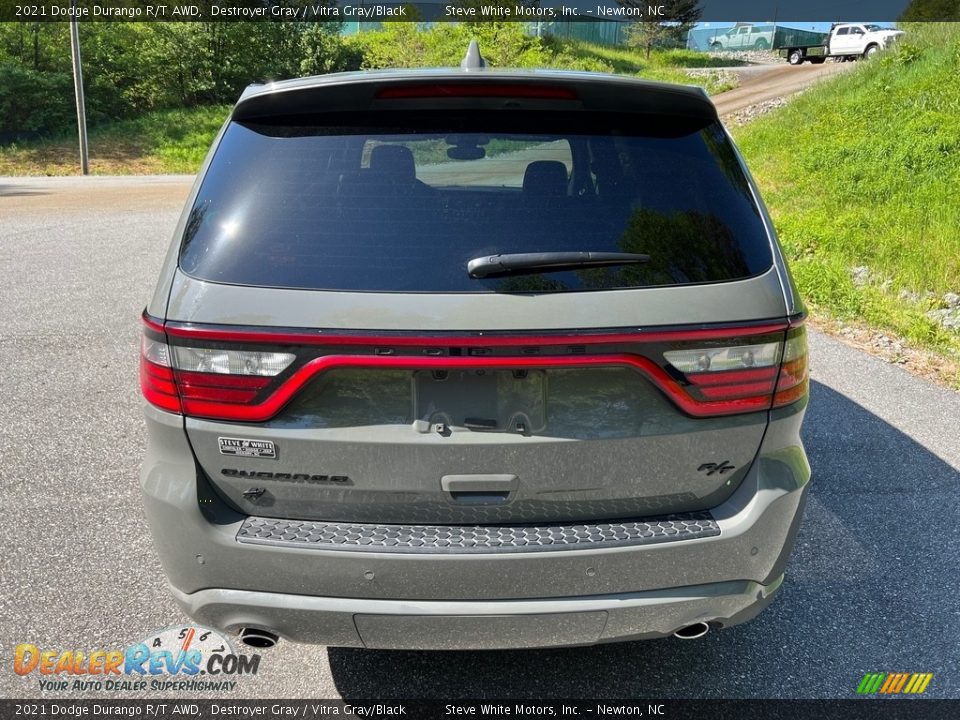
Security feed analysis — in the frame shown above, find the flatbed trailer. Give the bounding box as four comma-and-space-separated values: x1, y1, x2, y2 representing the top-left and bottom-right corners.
778, 23, 905, 65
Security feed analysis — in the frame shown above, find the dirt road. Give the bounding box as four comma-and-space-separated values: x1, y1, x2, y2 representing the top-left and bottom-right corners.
712, 61, 853, 116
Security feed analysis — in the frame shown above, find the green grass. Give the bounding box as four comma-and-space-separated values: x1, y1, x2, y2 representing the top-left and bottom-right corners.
733, 23, 960, 376
548, 40, 741, 93
0, 105, 230, 176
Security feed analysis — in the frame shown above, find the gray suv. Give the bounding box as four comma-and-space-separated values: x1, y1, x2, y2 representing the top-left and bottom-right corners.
140, 56, 810, 650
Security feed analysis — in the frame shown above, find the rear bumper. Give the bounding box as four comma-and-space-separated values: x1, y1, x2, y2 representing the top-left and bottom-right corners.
141, 400, 809, 648
170, 575, 782, 649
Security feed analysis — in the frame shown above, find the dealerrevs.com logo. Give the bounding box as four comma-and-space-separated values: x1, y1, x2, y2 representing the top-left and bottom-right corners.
14, 626, 261, 692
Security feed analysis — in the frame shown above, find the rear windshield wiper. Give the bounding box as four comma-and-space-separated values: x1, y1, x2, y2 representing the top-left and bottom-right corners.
467, 252, 650, 279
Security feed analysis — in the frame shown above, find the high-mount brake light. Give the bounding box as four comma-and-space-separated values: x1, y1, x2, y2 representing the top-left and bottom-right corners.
140, 313, 809, 422
376, 84, 578, 101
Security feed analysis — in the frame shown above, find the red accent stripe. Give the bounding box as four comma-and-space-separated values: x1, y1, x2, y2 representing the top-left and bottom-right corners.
697, 380, 777, 401
178, 353, 775, 422
686, 367, 778, 387
139, 359, 181, 413
161, 321, 789, 348
176, 372, 272, 390
142, 361, 173, 381
141, 310, 166, 335
178, 386, 262, 404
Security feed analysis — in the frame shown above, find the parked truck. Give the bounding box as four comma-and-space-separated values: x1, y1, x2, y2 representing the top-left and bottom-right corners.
779, 23, 905, 65
700, 23, 828, 53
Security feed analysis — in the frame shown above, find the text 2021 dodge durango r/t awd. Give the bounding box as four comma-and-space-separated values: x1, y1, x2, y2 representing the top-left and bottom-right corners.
139, 56, 810, 650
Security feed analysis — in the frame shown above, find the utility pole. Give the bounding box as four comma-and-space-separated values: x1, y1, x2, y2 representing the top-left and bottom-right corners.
69, 0, 89, 175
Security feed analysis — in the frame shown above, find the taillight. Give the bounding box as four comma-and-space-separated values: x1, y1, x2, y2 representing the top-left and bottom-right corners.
665, 340, 782, 414
140, 312, 808, 422
140, 335, 180, 414
773, 324, 809, 408
140, 314, 296, 418
664, 322, 808, 415
171, 347, 295, 377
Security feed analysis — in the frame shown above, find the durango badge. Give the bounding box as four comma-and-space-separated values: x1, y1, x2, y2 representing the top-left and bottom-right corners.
218, 437, 277, 460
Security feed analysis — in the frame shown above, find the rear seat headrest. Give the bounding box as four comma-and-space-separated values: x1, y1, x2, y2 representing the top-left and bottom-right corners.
369, 145, 417, 182
522, 161, 568, 197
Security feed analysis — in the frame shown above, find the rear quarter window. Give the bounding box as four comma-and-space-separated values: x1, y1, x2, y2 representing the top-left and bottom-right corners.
179, 111, 773, 293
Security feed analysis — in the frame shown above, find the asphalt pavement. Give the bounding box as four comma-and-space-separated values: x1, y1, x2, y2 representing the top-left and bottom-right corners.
1, 177, 957, 700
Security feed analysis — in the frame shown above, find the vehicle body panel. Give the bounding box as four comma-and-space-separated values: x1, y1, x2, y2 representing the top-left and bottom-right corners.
140, 66, 811, 649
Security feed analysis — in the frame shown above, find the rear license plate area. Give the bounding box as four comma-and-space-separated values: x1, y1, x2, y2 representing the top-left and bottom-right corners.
414, 369, 546, 434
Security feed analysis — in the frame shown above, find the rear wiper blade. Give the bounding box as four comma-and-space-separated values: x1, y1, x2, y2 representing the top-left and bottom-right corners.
467, 252, 649, 279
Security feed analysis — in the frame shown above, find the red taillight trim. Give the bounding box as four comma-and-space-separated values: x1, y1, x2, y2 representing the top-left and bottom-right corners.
684, 366, 779, 402
773, 378, 809, 407
175, 371, 272, 405
376, 84, 578, 101
772, 352, 809, 409
142, 312, 809, 421
140, 312, 181, 413
176, 372, 273, 391
161, 321, 790, 348
139, 358, 181, 414
771, 320, 809, 409
141, 310, 165, 335
176, 353, 772, 422
686, 367, 778, 387
697, 380, 778, 401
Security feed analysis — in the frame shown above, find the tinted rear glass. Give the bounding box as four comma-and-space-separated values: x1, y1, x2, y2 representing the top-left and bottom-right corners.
180, 111, 773, 293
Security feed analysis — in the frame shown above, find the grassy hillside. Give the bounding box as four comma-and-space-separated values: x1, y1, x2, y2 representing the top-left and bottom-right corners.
540, 39, 741, 91
0, 105, 230, 176
734, 23, 960, 378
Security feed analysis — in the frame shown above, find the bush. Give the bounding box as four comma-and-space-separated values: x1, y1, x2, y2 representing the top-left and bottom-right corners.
300, 25, 364, 76
351, 22, 562, 70
0, 63, 74, 137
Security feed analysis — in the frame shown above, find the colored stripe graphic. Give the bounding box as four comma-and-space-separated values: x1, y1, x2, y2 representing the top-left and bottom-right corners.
893, 673, 910, 693
857, 673, 885, 694
858, 672, 933, 694
879, 674, 897, 694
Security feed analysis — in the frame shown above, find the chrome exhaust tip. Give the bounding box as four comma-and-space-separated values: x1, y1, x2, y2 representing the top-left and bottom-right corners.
673, 622, 710, 640
238, 628, 279, 649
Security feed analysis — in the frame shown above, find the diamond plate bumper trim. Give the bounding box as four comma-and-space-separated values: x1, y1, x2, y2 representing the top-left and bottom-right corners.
236, 512, 719, 554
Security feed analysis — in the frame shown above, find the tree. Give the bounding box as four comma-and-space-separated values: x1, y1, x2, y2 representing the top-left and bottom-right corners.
619, 0, 702, 59
899, 0, 960, 21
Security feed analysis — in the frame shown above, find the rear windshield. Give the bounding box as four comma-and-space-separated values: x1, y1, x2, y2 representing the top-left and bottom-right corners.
179, 111, 773, 293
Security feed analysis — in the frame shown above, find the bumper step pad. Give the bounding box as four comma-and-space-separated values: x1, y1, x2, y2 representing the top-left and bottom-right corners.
236, 512, 719, 554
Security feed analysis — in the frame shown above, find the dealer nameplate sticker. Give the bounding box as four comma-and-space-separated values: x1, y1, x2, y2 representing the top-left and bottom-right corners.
218, 437, 277, 459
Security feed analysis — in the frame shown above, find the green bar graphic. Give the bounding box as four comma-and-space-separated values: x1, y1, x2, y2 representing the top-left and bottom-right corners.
868, 673, 887, 694
856, 674, 873, 694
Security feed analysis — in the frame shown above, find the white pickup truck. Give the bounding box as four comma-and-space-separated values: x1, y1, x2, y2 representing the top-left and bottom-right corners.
781, 23, 905, 65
